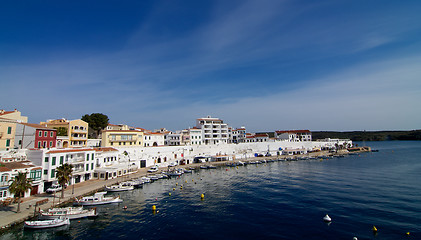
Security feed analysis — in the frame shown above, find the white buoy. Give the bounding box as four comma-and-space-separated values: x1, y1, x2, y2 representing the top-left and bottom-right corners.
353, 237, 358, 240
323, 214, 332, 222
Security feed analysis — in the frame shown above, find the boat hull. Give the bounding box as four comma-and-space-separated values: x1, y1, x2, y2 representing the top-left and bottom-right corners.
24, 218, 70, 229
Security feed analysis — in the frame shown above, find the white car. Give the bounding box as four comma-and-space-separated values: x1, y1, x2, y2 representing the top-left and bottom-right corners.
147, 166, 159, 173
46, 184, 62, 194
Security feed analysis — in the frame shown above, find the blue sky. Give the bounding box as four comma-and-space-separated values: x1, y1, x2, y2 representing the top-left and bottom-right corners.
1, 0, 421, 132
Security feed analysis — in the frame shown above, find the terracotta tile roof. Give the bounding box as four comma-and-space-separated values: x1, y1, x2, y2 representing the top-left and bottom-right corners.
20, 123, 56, 130
1, 161, 35, 169
0, 166, 11, 172
276, 130, 311, 134
94, 147, 118, 152
102, 130, 142, 133
46, 148, 95, 154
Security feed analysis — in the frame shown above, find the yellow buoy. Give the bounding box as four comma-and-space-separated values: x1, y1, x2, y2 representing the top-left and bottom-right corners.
406, 232, 410, 236
185, 180, 188, 183
173, 188, 175, 191
192, 179, 194, 182
372, 226, 378, 232
201, 193, 205, 199
169, 193, 171, 196
180, 186, 183, 189
176, 183, 178, 186
152, 205, 156, 211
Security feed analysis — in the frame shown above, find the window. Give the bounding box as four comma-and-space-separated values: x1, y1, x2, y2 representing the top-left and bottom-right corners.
49, 141, 53, 147
52, 157, 56, 166
43, 141, 46, 148
44, 170, 48, 175
51, 169, 55, 178
60, 156, 64, 164
39, 131, 42, 137
91, 163, 94, 170
44, 131, 47, 137
91, 153, 94, 160
7, 127, 12, 134
86, 164, 89, 171
44, 157, 49, 163
38, 142, 41, 148
50, 132, 53, 137
6, 139, 10, 147
86, 154, 89, 160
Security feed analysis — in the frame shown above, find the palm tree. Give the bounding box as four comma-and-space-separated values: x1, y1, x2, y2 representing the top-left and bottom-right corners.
56, 163, 73, 199
8, 172, 32, 213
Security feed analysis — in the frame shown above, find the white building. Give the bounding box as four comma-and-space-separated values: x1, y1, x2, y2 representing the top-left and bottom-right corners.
196, 116, 229, 145
232, 127, 246, 143
26, 148, 97, 192
275, 130, 312, 142
0, 160, 43, 201
165, 132, 181, 146
93, 147, 137, 180
188, 128, 202, 145
143, 132, 165, 147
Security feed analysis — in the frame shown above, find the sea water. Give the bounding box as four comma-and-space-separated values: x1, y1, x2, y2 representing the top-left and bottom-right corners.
2, 141, 420, 240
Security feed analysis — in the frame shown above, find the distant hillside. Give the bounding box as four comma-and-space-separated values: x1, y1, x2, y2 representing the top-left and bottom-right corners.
312, 130, 421, 141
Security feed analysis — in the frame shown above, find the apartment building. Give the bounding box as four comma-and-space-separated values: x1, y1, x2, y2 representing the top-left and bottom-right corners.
101, 130, 144, 147
41, 119, 89, 147
196, 116, 229, 145
26, 148, 97, 191
0, 109, 28, 151
0, 161, 43, 200
275, 130, 312, 142
14, 123, 57, 149
232, 127, 246, 143
188, 127, 202, 145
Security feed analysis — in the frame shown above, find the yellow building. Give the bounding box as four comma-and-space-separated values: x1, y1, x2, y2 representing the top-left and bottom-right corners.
41, 119, 89, 148
101, 130, 144, 147
0, 109, 28, 151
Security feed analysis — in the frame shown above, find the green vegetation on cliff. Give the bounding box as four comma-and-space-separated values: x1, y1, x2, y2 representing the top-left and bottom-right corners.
312, 130, 421, 141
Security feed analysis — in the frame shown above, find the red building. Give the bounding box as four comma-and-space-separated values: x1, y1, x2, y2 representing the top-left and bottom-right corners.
15, 123, 57, 149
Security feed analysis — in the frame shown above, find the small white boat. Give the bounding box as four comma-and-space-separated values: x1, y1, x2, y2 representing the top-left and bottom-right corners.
39, 207, 97, 220
149, 175, 159, 181
74, 192, 123, 206
141, 177, 151, 183
105, 184, 134, 192
323, 214, 332, 222
24, 218, 70, 229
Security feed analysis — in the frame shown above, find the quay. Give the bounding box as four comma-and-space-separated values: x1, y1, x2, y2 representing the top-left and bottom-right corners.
0, 148, 370, 231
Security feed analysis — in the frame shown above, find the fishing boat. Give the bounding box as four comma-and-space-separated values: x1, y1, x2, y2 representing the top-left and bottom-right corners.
105, 184, 134, 192
24, 217, 70, 229
140, 176, 151, 183
73, 192, 123, 206
39, 207, 97, 220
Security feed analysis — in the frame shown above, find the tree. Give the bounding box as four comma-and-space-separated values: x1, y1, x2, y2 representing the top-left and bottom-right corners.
82, 113, 109, 138
53, 127, 68, 136
56, 163, 73, 199
8, 172, 32, 213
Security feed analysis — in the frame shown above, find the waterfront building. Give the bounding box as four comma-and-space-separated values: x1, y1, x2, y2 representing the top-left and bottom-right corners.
41, 119, 89, 147
0, 109, 29, 151
143, 132, 165, 147
105, 123, 131, 131
0, 161, 43, 201
232, 127, 246, 143
93, 147, 135, 180
101, 130, 144, 148
196, 116, 229, 145
275, 130, 312, 142
14, 123, 57, 149
26, 148, 97, 192
188, 127, 202, 145
0, 117, 16, 151
165, 131, 182, 146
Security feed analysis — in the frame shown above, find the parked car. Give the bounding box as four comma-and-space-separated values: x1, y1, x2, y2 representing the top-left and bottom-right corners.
46, 184, 62, 194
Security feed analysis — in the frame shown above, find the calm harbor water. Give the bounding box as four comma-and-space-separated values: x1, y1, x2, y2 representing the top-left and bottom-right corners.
1, 141, 420, 240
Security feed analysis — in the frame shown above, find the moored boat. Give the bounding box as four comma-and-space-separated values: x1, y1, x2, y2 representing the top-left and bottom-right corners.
73, 192, 123, 206
105, 184, 134, 192
39, 206, 97, 220
24, 218, 70, 229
